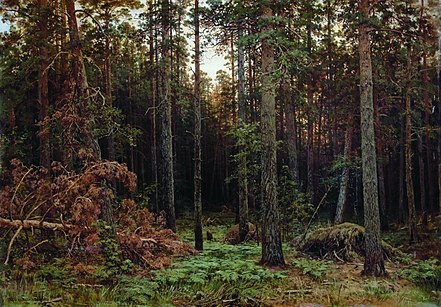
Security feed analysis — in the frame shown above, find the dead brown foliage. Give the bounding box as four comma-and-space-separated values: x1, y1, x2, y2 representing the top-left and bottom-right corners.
0, 158, 194, 268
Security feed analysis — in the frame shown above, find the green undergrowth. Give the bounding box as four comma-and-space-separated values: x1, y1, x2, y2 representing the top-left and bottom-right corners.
291, 257, 333, 280
400, 258, 441, 290
115, 242, 288, 305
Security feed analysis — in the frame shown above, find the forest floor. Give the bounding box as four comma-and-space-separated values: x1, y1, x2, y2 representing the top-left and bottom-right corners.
0, 212, 440, 306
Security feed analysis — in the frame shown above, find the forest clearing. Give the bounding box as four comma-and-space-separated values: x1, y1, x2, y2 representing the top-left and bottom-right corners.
0, 0, 441, 306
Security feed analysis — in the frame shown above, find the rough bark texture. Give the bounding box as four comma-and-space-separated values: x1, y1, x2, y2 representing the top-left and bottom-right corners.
358, 0, 386, 276
159, 0, 176, 232
335, 120, 353, 224
284, 80, 299, 183
260, 4, 284, 266
193, 0, 203, 251
238, 22, 249, 242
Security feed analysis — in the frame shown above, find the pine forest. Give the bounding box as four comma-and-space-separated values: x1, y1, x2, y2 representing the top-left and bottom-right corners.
0, 0, 440, 305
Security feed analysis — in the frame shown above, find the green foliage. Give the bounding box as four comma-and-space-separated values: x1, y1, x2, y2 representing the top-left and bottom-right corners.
226, 122, 261, 183
291, 258, 331, 280
115, 242, 286, 305
400, 259, 441, 289
37, 260, 74, 285
116, 277, 160, 305
279, 165, 314, 237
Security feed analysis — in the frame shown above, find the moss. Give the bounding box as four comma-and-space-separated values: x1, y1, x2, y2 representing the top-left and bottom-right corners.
292, 222, 398, 261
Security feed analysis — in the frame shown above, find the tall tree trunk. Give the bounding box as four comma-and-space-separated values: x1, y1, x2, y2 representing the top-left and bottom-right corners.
37, 0, 50, 168
237, 21, 249, 242
374, 96, 388, 230
193, 0, 203, 251
149, 0, 159, 215
104, 17, 115, 162
260, 4, 284, 266
405, 47, 418, 243
335, 118, 353, 224
359, 0, 386, 276
65, 0, 99, 157
399, 121, 406, 223
159, 0, 176, 232
284, 80, 299, 183
418, 134, 426, 217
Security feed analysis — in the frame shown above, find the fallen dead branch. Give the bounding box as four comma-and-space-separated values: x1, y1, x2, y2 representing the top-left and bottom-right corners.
0, 217, 73, 231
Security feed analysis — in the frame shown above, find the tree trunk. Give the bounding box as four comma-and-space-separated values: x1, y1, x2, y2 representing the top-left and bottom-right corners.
104, 17, 115, 162
284, 80, 299, 183
359, 0, 386, 277
237, 21, 249, 242
418, 134, 426, 217
149, 0, 159, 215
65, 0, 100, 158
335, 119, 353, 224
405, 47, 418, 243
260, 4, 284, 266
159, 0, 176, 232
399, 120, 406, 223
37, 0, 50, 168
193, 0, 203, 251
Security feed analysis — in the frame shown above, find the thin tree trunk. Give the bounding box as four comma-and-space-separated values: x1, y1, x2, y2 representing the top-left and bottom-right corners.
159, 0, 176, 232
399, 122, 406, 223
193, 0, 203, 251
104, 17, 115, 162
405, 47, 418, 243
284, 80, 299, 183
38, 0, 50, 168
260, 4, 284, 266
418, 134, 426, 217
359, 0, 386, 276
335, 119, 353, 224
149, 0, 159, 215
237, 21, 249, 242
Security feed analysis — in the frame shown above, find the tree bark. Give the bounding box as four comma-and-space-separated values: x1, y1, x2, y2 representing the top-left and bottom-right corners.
237, 21, 249, 242
335, 119, 353, 224
260, 4, 284, 266
284, 80, 299, 183
159, 0, 176, 232
359, 0, 386, 276
193, 0, 203, 251
405, 47, 418, 243
104, 16, 115, 162
64, 0, 100, 158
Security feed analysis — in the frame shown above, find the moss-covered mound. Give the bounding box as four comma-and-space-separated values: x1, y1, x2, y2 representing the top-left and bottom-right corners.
292, 223, 396, 261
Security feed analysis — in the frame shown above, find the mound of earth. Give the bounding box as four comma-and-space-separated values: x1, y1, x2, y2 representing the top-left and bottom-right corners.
223, 223, 259, 244
291, 222, 397, 261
